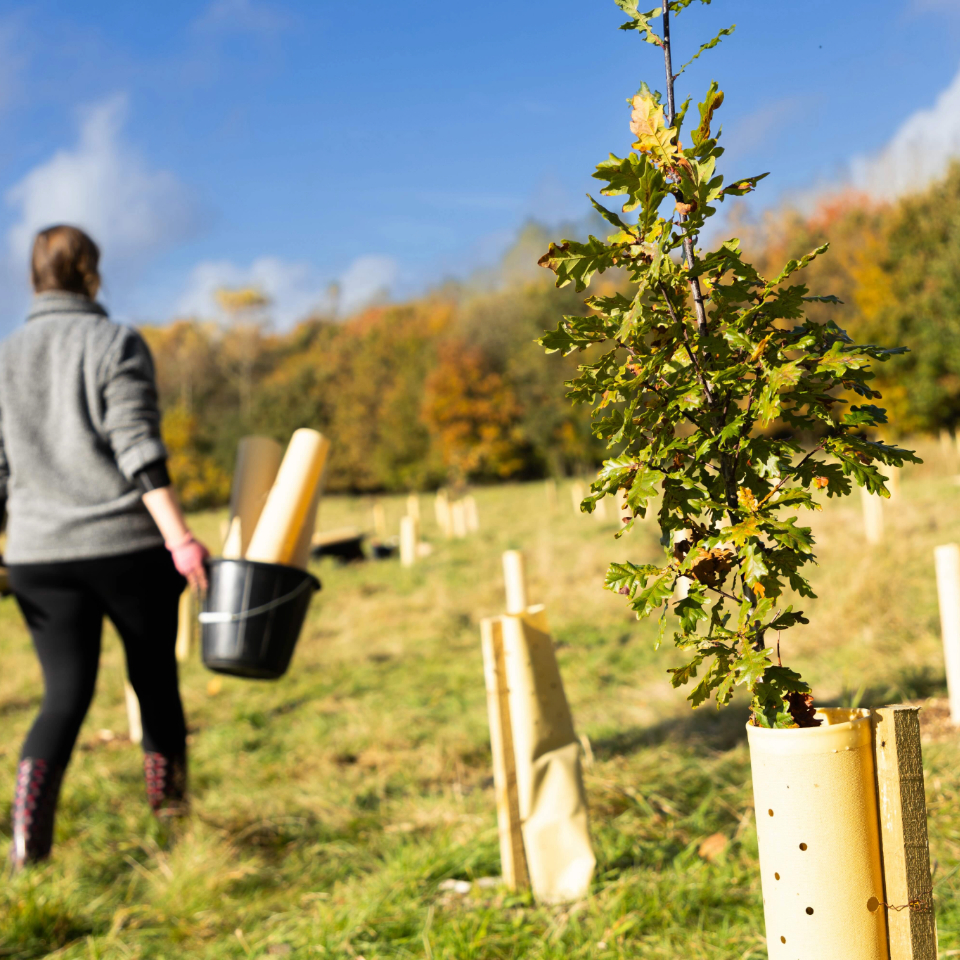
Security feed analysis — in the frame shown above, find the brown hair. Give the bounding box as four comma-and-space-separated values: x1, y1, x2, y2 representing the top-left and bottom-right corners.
31, 225, 101, 299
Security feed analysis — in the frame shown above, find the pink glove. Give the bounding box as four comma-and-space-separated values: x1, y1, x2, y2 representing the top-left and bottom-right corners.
167, 534, 210, 590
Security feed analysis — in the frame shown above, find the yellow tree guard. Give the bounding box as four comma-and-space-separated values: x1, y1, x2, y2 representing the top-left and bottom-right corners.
406, 493, 421, 522
246, 429, 330, 568
862, 487, 884, 545
501, 606, 595, 903
480, 615, 529, 892
451, 500, 468, 538
435, 490, 452, 537
747, 708, 888, 960
887, 468, 901, 500
222, 436, 283, 558
934, 543, 960, 724
464, 495, 479, 532
400, 515, 418, 568
502, 550, 527, 615
175, 587, 197, 663
289, 450, 329, 570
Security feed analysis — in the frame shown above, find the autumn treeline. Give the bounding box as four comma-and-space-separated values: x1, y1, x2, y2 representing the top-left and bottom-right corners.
141, 230, 605, 508
143, 165, 960, 509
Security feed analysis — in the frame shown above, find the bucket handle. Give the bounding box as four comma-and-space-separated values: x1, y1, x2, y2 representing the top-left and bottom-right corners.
199, 575, 316, 625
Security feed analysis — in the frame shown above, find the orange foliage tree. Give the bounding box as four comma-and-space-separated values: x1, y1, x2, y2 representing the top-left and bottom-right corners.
422, 340, 526, 484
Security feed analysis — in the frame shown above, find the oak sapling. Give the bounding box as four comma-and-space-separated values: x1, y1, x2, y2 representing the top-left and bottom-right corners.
538, 0, 921, 728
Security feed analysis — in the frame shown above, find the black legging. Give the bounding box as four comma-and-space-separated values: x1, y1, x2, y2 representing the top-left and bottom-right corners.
9, 546, 187, 767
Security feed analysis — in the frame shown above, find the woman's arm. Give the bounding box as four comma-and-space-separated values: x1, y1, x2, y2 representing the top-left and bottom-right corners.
142, 485, 210, 591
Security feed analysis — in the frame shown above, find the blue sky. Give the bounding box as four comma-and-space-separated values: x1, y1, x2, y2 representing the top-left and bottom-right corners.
0, 0, 958, 330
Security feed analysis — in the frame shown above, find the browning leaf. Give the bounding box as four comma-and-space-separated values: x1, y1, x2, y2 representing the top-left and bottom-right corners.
785, 692, 822, 728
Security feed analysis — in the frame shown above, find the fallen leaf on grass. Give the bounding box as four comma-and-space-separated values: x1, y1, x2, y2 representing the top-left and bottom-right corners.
698, 832, 728, 862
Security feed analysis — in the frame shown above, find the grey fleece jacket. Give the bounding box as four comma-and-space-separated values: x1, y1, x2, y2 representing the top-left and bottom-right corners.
0, 292, 168, 563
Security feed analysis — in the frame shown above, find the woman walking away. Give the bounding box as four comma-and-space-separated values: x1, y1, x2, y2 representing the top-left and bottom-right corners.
1, 225, 210, 871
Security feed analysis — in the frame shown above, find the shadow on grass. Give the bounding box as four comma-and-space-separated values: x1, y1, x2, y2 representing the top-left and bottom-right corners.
0, 696, 40, 718
823, 666, 948, 710
592, 704, 753, 760
591, 667, 948, 762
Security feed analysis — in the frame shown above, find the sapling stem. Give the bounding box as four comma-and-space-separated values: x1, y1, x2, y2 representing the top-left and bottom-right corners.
660, 0, 709, 337
661, 1, 675, 120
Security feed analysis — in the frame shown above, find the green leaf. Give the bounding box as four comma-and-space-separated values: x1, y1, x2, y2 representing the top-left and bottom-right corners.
614, 1, 664, 43
678, 25, 735, 75
721, 172, 769, 198
588, 194, 631, 231
692, 81, 723, 146
537, 236, 619, 291
605, 561, 659, 597
676, 594, 708, 632
594, 153, 669, 224
734, 647, 771, 691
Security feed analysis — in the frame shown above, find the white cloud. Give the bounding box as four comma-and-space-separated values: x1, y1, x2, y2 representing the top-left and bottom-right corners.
850, 63, 960, 200
192, 0, 290, 36
5, 94, 198, 277
337, 255, 398, 316
176, 253, 398, 327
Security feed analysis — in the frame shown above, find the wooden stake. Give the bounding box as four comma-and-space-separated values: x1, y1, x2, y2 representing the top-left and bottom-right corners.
400, 515, 418, 568
480, 616, 530, 892
502, 550, 527, 615
570, 482, 585, 516
124, 681, 143, 745
862, 487, 884, 545
545, 478, 557, 512
940, 429, 953, 459
871, 706, 938, 959
934, 544, 960, 724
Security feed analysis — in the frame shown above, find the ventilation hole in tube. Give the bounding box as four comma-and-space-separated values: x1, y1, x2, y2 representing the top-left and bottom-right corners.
867, 897, 880, 913
768, 809, 774, 817
799, 843, 808, 851
780, 936, 786, 944
805, 907, 814, 915
774, 872, 780, 880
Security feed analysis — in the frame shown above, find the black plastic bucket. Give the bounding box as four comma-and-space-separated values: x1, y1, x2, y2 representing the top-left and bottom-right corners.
200, 558, 321, 679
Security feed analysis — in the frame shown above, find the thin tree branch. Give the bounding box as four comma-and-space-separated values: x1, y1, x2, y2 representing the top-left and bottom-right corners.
657, 282, 715, 407
661, 1, 675, 121
617, 338, 705, 432
760, 443, 826, 507
683, 239, 709, 335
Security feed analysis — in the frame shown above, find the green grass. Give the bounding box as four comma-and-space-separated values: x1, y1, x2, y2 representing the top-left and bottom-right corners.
2, 439, 960, 958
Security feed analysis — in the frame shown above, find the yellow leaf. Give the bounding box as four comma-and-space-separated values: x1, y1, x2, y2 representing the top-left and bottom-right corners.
738, 486, 759, 513
630, 94, 683, 165
748, 334, 772, 363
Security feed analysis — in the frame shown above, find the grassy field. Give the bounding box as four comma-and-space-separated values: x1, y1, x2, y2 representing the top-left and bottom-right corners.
2, 438, 960, 959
